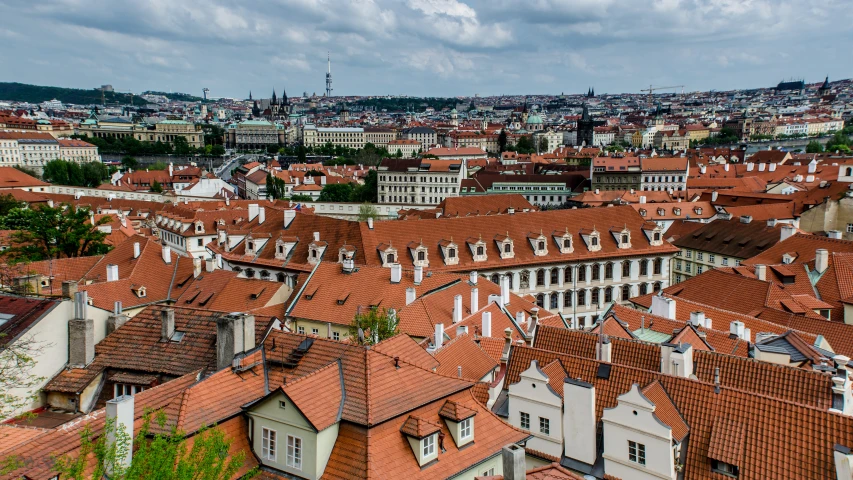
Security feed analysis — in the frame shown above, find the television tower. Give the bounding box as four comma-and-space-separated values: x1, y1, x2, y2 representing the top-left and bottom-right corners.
325, 52, 333, 97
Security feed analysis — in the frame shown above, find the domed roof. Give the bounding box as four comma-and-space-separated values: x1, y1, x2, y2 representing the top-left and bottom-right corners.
450, 108, 458, 114
526, 114, 543, 124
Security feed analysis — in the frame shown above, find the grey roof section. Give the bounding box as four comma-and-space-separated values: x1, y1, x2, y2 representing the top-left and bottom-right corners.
491, 389, 509, 418
754, 334, 826, 363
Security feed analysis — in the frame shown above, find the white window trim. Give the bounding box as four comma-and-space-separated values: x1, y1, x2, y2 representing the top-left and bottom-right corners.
422, 434, 436, 458
460, 417, 472, 440
286, 434, 302, 470
262, 427, 277, 462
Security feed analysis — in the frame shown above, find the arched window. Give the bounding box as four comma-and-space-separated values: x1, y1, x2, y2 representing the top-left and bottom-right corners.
550, 294, 559, 309
491, 274, 500, 284
577, 289, 586, 305
563, 239, 571, 249
245, 268, 255, 278
591, 236, 599, 246
622, 284, 631, 300
477, 246, 485, 256
564, 291, 573, 307
536, 294, 545, 308
260, 270, 270, 279
565, 266, 573, 283
622, 261, 631, 277
654, 282, 663, 292
417, 251, 425, 261
640, 259, 649, 276
605, 262, 613, 280
578, 265, 587, 282
448, 248, 456, 258
504, 243, 512, 253
639, 283, 648, 295
591, 264, 601, 281
654, 258, 663, 275
277, 272, 286, 282
550, 269, 559, 285
604, 287, 613, 303
591, 288, 600, 306
387, 253, 395, 263
536, 269, 546, 286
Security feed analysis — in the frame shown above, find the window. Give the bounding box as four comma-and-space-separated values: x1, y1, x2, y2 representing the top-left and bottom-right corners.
477, 246, 485, 256
311, 328, 319, 335
578, 266, 586, 282
197, 238, 203, 247
604, 287, 613, 303
539, 417, 550, 435
605, 262, 613, 279
697, 252, 704, 261
114, 384, 144, 398
482, 468, 495, 476
697, 265, 704, 274
286, 435, 302, 469
848, 224, 853, 234
262, 428, 277, 461
520, 412, 530, 430
417, 251, 425, 261
686, 250, 692, 259
460, 417, 472, 440
298, 326, 305, 334
591, 264, 601, 281
722, 257, 729, 266
536, 269, 545, 286
709, 254, 715, 263
448, 248, 456, 258
622, 261, 631, 277
551, 269, 559, 285
422, 434, 435, 457
640, 260, 649, 276
333, 331, 340, 341
565, 266, 573, 282
592, 288, 600, 305
577, 289, 586, 305
712, 460, 739, 476
628, 441, 646, 465
653, 258, 662, 275
387, 253, 395, 263
591, 236, 599, 246
621, 284, 631, 300
564, 291, 573, 307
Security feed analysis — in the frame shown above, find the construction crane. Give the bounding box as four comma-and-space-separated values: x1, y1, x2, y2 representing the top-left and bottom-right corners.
640, 84, 685, 103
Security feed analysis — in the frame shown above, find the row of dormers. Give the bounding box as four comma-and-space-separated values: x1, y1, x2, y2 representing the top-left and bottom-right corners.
379, 226, 663, 267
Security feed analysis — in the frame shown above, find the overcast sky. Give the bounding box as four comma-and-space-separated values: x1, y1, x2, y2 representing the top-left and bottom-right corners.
1, 0, 850, 99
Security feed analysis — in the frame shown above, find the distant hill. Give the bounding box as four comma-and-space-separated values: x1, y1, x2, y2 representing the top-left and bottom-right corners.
0, 82, 200, 106
141, 90, 203, 102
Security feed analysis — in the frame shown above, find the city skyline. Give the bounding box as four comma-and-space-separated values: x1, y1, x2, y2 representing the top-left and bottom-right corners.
0, 0, 851, 98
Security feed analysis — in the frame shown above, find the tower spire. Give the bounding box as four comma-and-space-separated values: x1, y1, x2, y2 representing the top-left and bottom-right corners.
325, 51, 333, 97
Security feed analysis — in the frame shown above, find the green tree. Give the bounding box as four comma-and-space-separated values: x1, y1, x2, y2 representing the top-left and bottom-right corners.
211, 144, 226, 156
538, 137, 549, 153
81, 162, 108, 187
351, 169, 378, 203
297, 144, 307, 163
357, 203, 379, 222
348, 307, 399, 345
150, 180, 163, 193
806, 140, 824, 153
121, 156, 138, 170
290, 194, 313, 202
42, 159, 70, 185
172, 136, 193, 156
514, 135, 536, 154
51, 412, 257, 480
825, 131, 852, 153
318, 183, 355, 202
0, 194, 24, 217
0, 333, 47, 421
149, 161, 167, 171
6, 204, 111, 262
498, 130, 508, 153
0, 208, 32, 230
266, 173, 286, 200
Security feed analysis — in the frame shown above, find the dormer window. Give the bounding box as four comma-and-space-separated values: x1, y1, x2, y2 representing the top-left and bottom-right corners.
673, 208, 682, 216
448, 248, 456, 258
477, 246, 484, 256
247, 241, 255, 253
410, 242, 429, 267
504, 243, 512, 254
538, 241, 545, 250
591, 236, 598, 246
380, 244, 398, 266
657, 208, 665, 216
617, 228, 631, 249
440, 239, 459, 266
469, 237, 487, 262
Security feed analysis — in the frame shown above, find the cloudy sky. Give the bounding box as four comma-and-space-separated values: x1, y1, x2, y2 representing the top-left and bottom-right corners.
1, 0, 850, 98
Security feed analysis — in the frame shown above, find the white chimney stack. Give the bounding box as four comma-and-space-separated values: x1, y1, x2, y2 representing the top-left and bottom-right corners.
453, 294, 463, 323
193, 257, 202, 278
639, 195, 647, 204
828, 230, 842, 240
312, 231, 320, 242
106, 264, 119, 282
754, 264, 767, 282
258, 207, 265, 224
435, 323, 444, 349
106, 395, 134, 476
816, 249, 829, 274
205, 258, 215, 272
367, 217, 374, 229
730, 320, 746, 339
651, 295, 676, 319
500, 275, 510, 305
390, 263, 402, 283
516, 310, 525, 326
746, 162, 755, 172
469, 271, 478, 285
248, 204, 259, 221
414, 265, 424, 284
781, 225, 797, 242
284, 209, 296, 228
758, 162, 766, 172
161, 245, 171, 264
769, 163, 777, 172
215, 253, 223, 269
470, 287, 479, 314
482, 311, 492, 338
690, 311, 705, 328
406, 287, 416, 305
132, 242, 140, 259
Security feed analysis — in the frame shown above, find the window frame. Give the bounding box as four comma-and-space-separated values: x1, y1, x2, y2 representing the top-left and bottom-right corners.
286, 434, 302, 470
539, 416, 550, 435
460, 417, 472, 440
422, 433, 436, 458
628, 440, 646, 465
520, 411, 530, 430
262, 427, 277, 462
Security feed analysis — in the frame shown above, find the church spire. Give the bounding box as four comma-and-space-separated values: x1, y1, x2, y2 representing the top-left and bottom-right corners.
249, 91, 253, 101
271, 88, 277, 104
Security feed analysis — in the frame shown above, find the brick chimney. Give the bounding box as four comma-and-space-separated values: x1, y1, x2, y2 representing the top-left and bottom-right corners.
816, 249, 829, 274
68, 291, 94, 368
470, 287, 479, 313
106, 395, 134, 476
161, 307, 175, 342
216, 313, 256, 370
61, 280, 78, 299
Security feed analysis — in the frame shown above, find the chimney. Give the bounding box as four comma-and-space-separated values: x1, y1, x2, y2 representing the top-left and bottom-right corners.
215, 253, 223, 269
248, 204, 259, 221
699, 165, 707, 174
816, 249, 829, 274
453, 294, 463, 323
258, 207, 265, 224
482, 311, 492, 338
662, 342, 694, 377
205, 258, 216, 272
724, 163, 730, 172
515, 310, 525, 326
470, 287, 479, 313
61, 280, 78, 298
829, 230, 843, 240
766, 218, 778, 228
342, 257, 355, 273
434, 323, 444, 349
162, 245, 171, 264
414, 265, 423, 284
367, 217, 374, 229
105, 395, 134, 476
390, 263, 402, 283
284, 209, 296, 228
69, 292, 94, 368
528, 307, 539, 338
729, 320, 746, 340
690, 311, 705, 328
758, 162, 766, 172
711, 191, 718, 202
639, 195, 647, 204
161, 307, 175, 342
405, 287, 416, 305
507, 206, 515, 215
132, 242, 140, 259
808, 159, 817, 173
456, 325, 468, 337
781, 225, 797, 242
500, 275, 510, 305
594, 188, 600, 195
502, 444, 526, 480
469, 271, 478, 285
597, 335, 612, 362
834, 445, 853, 480
739, 215, 753, 224
225, 196, 230, 206
754, 264, 767, 281
769, 162, 777, 172
562, 378, 596, 464
106, 301, 128, 334
651, 295, 676, 319
312, 231, 320, 242
216, 313, 256, 370
106, 264, 119, 282
746, 162, 754, 171
831, 355, 853, 416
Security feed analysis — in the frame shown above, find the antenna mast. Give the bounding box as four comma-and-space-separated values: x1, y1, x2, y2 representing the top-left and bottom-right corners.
325, 52, 333, 98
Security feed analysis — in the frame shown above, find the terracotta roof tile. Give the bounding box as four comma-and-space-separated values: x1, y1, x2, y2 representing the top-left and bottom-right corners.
434, 334, 499, 381
282, 360, 344, 431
